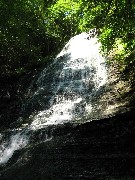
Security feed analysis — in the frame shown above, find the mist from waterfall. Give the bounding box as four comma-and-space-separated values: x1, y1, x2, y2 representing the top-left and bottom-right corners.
0, 30, 107, 165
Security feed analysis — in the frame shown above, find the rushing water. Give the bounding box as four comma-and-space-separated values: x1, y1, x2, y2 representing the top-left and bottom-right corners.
0, 29, 107, 165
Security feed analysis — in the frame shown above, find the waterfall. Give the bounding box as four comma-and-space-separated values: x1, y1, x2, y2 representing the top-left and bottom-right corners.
0, 132, 28, 164
30, 31, 107, 129
0, 29, 107, 165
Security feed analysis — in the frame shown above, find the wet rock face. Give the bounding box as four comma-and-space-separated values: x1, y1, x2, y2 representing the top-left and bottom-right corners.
0, 69, 41, 130
1, 110, 135, 180
0, 31, 135, 179
88, 28, 98, 39
0, 76, 23, 129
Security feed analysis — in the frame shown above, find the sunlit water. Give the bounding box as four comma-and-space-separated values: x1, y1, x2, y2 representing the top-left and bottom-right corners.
0, 30, 107, 165
30, 32, 107, 129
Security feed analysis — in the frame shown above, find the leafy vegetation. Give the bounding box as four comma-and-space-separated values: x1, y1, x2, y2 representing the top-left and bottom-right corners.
0, 0, 60, 77
0, 0, 135, 78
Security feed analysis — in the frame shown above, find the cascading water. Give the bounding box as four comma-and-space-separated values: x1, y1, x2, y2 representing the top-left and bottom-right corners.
0, 132, 28, 165
0, 29, 107, 165
30, 30, 107, 129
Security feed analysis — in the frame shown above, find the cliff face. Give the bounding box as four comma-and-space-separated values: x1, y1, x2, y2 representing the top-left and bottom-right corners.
1, 110, 135, 180
102, 50, 135, 116
0, 70, 41, 130
0, 53, 135, 179
0, 34, 134, 130
99, 61, 133, 117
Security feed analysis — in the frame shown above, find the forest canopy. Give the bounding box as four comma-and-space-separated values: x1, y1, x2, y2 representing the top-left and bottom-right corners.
0, 0, 135, 78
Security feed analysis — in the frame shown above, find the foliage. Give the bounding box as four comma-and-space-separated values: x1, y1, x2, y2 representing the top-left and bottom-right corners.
0, 0, 135, 78
0, 0, 59, 77
99, 0, 135, 61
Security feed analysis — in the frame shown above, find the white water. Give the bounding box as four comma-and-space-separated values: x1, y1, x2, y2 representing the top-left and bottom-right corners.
31, 31, 107, 129
0, 30, 107, 165
0, 132, 28, 164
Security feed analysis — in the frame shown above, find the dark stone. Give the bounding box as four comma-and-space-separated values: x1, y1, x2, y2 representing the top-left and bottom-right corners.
1, 110, 135, 180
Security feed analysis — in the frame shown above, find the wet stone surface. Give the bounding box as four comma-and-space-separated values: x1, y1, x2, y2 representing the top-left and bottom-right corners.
0, 110, 135, 180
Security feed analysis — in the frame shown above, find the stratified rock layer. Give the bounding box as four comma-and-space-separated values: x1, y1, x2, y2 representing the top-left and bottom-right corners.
1, 110, 135, 180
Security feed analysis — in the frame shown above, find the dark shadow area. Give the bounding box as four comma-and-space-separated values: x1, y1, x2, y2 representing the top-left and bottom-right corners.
0, 70, 40, 129
1, 109, 135, 179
